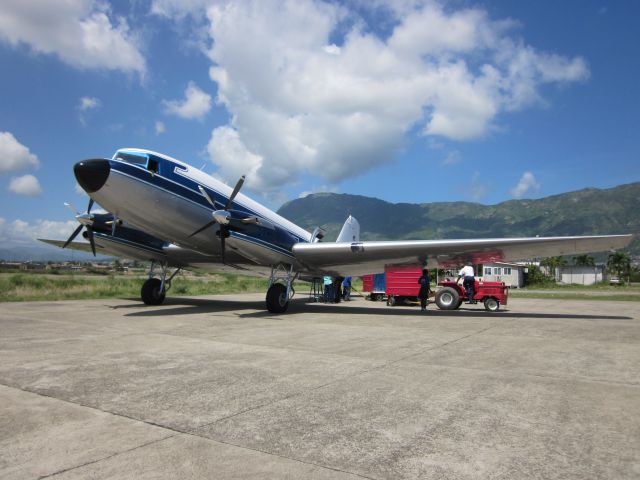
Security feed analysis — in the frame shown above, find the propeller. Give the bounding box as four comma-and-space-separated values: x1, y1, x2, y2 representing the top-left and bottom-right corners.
189, 175, 246, 264
63, 198, 97, 256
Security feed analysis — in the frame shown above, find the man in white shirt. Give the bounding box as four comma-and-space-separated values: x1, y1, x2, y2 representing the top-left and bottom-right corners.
458, 265, 476, 304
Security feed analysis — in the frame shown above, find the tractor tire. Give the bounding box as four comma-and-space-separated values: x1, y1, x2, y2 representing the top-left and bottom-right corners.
266, 283, 289, 313
484, 297, 500, 312
435, 287, 460, 310
387, 296, 397, 306
141, 278, 165, 305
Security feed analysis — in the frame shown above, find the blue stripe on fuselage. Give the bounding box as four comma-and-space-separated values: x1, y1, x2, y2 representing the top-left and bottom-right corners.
109, 159, 305, 255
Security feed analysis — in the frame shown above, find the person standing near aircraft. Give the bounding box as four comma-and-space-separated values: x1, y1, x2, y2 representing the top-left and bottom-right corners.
333, 277, 343, 303
458, 264, 476, 303
342, 276, 352, 301
323, 275, 333, 303
418, 268, 431, 312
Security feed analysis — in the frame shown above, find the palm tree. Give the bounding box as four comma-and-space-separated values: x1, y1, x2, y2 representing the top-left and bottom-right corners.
540, 256, 567, 281
607, 252, 631, 284
573, 254, 595, 267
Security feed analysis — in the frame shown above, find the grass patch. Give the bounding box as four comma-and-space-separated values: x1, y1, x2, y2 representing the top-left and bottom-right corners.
510, 293, 640, 301
511, 282, 640, 301
0, 272, 269, 302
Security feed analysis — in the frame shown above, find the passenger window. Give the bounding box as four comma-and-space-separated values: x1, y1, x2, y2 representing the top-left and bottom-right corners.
494, 267, 502, 275
485, 267, 492, 275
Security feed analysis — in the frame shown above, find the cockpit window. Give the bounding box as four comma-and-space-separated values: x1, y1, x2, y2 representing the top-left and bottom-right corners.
115, 151, 148, 165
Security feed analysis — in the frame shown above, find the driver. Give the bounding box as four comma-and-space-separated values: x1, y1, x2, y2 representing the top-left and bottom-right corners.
458, 264, 476, 304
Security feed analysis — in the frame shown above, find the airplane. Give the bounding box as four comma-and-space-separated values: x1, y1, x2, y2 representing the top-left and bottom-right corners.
40, 148, 632, 313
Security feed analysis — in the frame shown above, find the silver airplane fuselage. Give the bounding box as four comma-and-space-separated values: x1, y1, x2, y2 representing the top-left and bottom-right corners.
75, 148, 312, 269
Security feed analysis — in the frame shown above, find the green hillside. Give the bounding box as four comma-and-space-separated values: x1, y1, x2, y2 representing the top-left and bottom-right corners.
277, 183, 640, 256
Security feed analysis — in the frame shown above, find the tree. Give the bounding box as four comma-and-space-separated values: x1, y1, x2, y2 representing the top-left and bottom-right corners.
523, 265, 554, 286
607, 252, 631, 283
573, 254, 595, 267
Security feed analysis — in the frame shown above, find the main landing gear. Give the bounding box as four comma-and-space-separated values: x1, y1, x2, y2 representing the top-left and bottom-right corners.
141, 261, 181, 305
266, 264, 297, 313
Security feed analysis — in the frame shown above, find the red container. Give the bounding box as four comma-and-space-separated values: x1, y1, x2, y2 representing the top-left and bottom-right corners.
362, 274, 373, 292
385, 266, 423, 297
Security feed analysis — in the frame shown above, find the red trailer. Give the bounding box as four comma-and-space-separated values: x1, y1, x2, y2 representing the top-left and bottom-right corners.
385, 266, 423, 306
435, 279, 508, 312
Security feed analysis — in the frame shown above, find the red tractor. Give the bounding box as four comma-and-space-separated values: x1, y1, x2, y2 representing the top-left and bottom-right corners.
435, 279, 508, 312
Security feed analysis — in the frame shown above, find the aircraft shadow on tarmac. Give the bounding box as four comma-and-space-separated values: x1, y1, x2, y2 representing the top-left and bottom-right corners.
119, 297, 632, 321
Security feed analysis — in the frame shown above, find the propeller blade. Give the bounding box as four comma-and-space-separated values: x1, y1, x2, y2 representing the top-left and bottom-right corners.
189, 219, 217, 238
63, 224, 84, 249
225, 175, 245, 210
88, 230, 96, 256
198, 185, 216, 208
87, 198, 94, 214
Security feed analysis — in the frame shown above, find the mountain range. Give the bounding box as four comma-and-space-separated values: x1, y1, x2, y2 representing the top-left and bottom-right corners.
277, 182, 640, 257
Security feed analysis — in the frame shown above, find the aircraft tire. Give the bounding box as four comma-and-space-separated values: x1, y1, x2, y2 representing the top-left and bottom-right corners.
266, 283, 289, 313
435, 287, 460, 310
141, 278, 166, 305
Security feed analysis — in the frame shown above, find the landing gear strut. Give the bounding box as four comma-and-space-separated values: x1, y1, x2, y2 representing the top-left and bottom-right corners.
266, 264, 297, 313
141, 261, 181, 305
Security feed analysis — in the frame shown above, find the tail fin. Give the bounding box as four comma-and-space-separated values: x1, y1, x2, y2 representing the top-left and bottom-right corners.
336, 215, 360, 243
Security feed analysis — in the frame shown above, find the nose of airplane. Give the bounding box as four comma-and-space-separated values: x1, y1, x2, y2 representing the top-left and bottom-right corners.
74, 159, 110, 193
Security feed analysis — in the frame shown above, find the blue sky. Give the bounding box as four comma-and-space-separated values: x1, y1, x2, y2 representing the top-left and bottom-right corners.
0, 0, 638, 246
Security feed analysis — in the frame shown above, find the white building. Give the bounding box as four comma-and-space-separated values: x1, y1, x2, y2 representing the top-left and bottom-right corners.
479, 262, 524, 288
554, 265, 605, 285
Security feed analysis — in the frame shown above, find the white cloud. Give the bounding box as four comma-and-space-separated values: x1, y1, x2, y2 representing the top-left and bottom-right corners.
8, 174, 43, 196
155, 121, 166, 135
0, 132, 40, 174
163, 82, 212, 120
299, 185, 337, 198
442, 150, 461, 166
78, 96, 101, 125
509, 171, 540, 199
79, 96, 101, 111
0, 0, 145, 77
0, 217, 78, 246
207, 126, 263, 184
155, 0, 589, 191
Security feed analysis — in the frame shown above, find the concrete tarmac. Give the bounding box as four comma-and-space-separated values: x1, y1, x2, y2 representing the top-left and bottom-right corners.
0, 294, 639, 479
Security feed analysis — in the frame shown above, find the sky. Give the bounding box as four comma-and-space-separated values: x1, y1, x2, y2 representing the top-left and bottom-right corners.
0, 0, 639, 247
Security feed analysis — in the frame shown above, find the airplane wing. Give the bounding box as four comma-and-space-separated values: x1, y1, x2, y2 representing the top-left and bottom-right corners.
38, 239, 101, 254
38, 234, 263, 275
292, 234, 633, 276
39, 235, 168, 264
